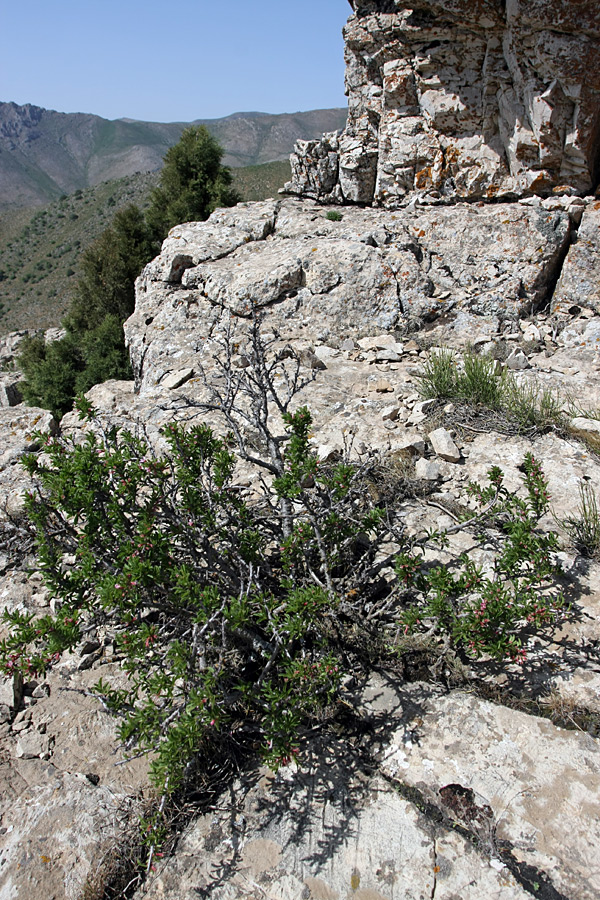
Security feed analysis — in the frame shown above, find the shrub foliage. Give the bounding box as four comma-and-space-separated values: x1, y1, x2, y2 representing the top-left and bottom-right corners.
2, 328, 566, 799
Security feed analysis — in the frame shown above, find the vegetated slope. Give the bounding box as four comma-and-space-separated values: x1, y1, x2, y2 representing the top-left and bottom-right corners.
203, 109, 346, 168
0, 160, 292, 333
231, 159, 291, 202
0, 101, 345, 208
0, 172, 158, 331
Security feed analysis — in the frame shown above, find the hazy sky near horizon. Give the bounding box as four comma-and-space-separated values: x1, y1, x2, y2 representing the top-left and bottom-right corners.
1, 0, 350, 122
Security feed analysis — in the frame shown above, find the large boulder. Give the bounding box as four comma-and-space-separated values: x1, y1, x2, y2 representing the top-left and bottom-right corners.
126, 197, 571, 392
286, 0, 600, 205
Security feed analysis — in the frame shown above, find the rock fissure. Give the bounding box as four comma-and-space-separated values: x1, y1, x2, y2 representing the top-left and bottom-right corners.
532, 218, 577, 312
430, 835, 438, 899
384, 774, 573, 900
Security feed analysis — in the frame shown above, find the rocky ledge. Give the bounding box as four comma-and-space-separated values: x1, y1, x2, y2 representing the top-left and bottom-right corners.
125, 194, 599, 395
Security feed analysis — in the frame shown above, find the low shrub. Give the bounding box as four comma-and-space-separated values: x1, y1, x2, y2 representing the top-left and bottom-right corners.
1, 328, 566, 812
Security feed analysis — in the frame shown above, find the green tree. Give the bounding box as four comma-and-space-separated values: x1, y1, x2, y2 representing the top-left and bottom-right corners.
66, 204, 155, 334
18, 332, 83, 418
146, 125, 239, 238
18, 316, 133, 419
19, 129, 239, 417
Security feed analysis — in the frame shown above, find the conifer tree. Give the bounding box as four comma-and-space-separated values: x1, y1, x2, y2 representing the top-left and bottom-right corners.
19, 129, 238, 417
146, 125, 239, 238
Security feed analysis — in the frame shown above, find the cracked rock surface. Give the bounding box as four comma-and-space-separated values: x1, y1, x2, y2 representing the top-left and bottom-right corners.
286, 0, 600, 205
133, 674, 600, 900
126, 197, 576, 393
134, 710, 532, 900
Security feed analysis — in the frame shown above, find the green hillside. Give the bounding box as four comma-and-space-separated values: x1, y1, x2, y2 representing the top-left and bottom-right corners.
231, 159, 291, 202
0, 160, 292, 333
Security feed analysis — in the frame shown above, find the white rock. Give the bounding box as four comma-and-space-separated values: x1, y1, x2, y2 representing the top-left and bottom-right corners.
415, 458, 442, 480
382, 685, 600, 900
506, 348, 531, 370
161, 368, 195, 390
381, 405, 400, 421
569, 417, 600, 450
389, 434, 426, 457
15, 730, 51, 760
0, 674, 22, 709
429, 427, 461, 462
0, 376, 22, 408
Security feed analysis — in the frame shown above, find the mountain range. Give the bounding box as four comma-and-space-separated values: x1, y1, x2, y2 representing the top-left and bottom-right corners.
0, 101, 347, 208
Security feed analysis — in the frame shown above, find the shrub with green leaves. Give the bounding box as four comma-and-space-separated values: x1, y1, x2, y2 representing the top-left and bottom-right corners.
1, 398, 381, 793
396, 453, 564, 661
2, 330, 567, 801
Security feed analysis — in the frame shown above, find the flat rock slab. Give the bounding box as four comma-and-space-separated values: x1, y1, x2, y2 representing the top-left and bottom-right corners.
0, 404, 57, 469
0, 652, 149, 900
380, 686, 600, 900
463, 430, 600, 522
0, 772, 139, 900
137, 737, 530, 900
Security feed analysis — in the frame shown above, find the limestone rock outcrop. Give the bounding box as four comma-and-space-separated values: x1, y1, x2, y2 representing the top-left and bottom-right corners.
3, 289, 600, 898
285, 0, 600, 205
125, 196, 579, 392
134, 676, 600, 900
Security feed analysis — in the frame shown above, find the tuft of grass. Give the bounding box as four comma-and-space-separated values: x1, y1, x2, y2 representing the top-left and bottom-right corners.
502, 377, 565, 431
564, 392, 600, 422
459, 351, 504, 408
418, 348, 459, 400
418, 348, 566, 433
562, 481, 600, 557
325, 209, 343, 222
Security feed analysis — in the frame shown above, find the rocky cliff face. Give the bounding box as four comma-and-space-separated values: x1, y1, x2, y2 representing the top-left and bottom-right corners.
286, 0, 600, 205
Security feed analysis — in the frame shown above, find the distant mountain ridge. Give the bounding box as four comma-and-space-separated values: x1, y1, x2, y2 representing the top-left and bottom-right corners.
0, 101, 347, 208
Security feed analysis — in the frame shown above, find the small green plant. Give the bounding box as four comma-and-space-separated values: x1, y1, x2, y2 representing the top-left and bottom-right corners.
396, 453, 564, 661
502, 377, 564, 430
562, 481, 600, 557
325, 210, 343, 222
418, 348, 460, 399
458, 351, 504, 407
418, 348, 565, 432
418, 347, 504, 408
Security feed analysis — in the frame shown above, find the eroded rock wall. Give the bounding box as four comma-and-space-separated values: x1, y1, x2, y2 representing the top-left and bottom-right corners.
286, 0, 600, 205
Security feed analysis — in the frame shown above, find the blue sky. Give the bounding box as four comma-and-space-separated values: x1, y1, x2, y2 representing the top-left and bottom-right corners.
1, 0, 350, 122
